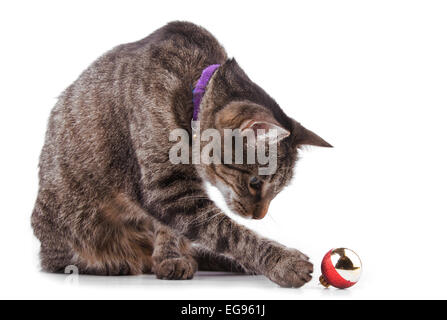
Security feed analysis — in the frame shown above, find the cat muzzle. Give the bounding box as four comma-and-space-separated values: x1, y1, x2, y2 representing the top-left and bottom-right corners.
252, 201, 270, 220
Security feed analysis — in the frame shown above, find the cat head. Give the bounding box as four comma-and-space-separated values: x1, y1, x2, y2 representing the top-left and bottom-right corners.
196, 59, 331, 219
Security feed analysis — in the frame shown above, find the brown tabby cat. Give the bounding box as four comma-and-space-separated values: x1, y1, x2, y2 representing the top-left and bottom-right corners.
31, 21, 331, 287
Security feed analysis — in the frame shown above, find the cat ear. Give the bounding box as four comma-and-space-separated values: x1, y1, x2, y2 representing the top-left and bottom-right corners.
292, 121, 333, 148
240, 119, 290, 144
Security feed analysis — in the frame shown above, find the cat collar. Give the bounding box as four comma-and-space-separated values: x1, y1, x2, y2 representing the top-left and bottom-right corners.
192, 64, 220, 123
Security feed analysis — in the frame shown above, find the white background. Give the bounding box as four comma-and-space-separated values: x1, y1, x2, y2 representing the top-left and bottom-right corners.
1, 0, 446, 300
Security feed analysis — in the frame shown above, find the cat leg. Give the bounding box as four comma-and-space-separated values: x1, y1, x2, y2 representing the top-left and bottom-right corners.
141, 169, 312, 287
32, 191, 74, 273
68, 193, 155, 276
151, 223, 197, 280
193, 246, 251, 274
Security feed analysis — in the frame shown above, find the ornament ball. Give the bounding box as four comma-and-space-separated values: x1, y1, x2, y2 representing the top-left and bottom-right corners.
319, 248, 362, 289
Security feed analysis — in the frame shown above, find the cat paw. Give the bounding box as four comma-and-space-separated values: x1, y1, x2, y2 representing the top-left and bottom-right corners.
153, 257, 197, 280
265, 248, 313, 288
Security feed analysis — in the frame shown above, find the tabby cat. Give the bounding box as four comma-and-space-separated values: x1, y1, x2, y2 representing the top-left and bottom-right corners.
31, 21, 331, 287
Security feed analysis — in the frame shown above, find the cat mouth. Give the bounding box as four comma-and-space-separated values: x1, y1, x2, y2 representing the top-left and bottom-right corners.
252, 201, 270, 220
231, 200, 251, 218
231, 199, 269, 220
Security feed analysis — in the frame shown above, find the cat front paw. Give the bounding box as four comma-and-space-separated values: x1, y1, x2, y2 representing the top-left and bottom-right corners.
265, 248, 313, 288
153, 257, 197, 280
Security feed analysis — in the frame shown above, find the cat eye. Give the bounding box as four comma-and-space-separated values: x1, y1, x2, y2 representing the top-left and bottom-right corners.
249, 176, 263, 190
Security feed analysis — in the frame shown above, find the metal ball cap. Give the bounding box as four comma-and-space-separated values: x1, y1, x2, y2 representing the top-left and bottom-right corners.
320, 248, 362, 289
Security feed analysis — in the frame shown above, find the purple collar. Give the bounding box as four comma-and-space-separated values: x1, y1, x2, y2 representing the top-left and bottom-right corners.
192, 64, 220, 121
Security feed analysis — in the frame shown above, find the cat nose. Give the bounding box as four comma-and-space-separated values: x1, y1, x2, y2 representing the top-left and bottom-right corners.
252, 201, 270, 220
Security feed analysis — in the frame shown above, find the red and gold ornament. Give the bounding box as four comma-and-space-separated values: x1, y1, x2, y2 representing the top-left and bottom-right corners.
319, 248, 362, 289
